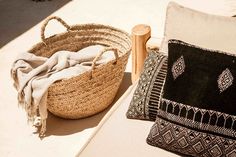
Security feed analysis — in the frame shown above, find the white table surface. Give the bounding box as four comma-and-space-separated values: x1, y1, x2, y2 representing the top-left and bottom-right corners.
0, 0, 235, 156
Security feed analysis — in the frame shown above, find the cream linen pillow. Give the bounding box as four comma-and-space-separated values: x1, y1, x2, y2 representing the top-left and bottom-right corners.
159, 2, 236, 54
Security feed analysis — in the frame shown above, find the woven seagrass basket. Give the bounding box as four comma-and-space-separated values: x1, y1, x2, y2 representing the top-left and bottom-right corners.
29, 16, 131, 119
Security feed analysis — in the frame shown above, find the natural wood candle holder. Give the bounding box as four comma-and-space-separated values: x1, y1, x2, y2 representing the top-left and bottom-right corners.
131, 24, 151, 83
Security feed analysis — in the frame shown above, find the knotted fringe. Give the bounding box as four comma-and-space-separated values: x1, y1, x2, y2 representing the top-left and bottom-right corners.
18, 91, 48, 137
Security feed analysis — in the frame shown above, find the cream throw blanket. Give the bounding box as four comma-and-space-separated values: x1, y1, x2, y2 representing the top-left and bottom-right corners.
11, 45, 115, 136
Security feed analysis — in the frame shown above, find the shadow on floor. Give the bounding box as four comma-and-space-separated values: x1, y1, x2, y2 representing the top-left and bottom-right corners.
45, 72, 132, 136
0, 0, 72, 48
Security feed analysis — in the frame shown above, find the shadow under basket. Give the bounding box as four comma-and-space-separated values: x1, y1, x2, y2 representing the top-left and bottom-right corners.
29, 16, 131, 119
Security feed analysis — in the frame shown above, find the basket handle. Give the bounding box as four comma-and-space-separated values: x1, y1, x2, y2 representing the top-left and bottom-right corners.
91, 47, 119, 71
41, 16, 71, 43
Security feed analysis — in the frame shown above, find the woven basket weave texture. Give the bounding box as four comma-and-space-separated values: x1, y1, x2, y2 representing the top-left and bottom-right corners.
29, 16, 131, 119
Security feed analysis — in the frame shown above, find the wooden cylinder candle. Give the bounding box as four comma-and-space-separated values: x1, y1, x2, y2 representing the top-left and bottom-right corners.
131, 24, 151, 83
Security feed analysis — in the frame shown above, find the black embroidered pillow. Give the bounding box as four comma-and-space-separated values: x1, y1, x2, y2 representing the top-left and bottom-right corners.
147, 40, 236, 157
126, 50, 167, 121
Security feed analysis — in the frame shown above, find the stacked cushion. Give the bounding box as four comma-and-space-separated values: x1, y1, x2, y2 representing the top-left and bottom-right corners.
147, 39, 236, 157
127, 1, 236, 122
127, 1, 236, 156
126, 50, 167, 121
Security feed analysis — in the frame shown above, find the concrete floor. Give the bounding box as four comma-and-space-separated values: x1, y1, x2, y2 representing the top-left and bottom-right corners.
0, 0, 236, 156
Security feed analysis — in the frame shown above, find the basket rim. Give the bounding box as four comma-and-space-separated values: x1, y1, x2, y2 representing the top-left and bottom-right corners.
70, 23, 131, 36
28, 20, 132, 87
29, 23, 131, 58
30, 22, 131, 87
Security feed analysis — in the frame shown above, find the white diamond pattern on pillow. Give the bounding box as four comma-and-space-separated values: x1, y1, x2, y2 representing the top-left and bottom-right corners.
171, 55, 185, 80
218, 68, 234, 93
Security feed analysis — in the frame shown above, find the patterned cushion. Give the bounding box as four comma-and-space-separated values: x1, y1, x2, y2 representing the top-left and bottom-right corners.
126, 50, 167, 121
147, 40, 236, 157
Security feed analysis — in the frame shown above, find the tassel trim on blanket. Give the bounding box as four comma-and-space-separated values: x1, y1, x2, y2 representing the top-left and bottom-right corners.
11, 45, 115, 137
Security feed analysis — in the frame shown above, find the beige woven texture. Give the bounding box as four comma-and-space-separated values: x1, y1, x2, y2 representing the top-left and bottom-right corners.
29, 16, 131, 119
